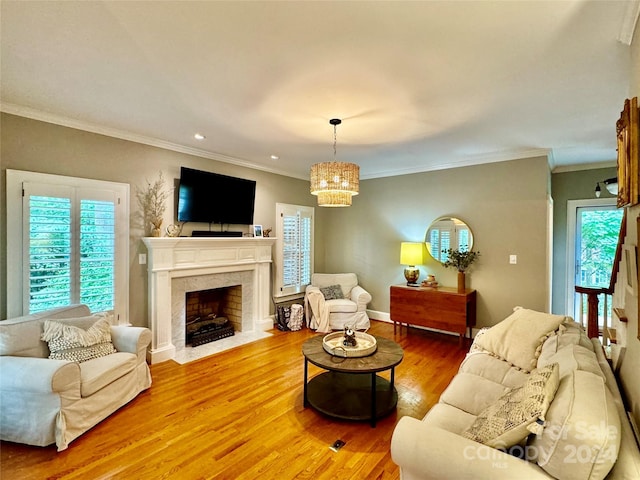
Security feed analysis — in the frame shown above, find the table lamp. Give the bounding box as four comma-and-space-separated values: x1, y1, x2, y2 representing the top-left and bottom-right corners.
400, 242, 426, 286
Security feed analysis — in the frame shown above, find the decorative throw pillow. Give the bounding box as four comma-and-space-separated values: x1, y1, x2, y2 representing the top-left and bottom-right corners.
320, 284, 344, 300
473, 307, 569, 372
41, 316, 117, 363
461, 362, 560, 449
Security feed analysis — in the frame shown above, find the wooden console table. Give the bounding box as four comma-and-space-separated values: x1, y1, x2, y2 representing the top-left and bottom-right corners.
390, 285, 476, 346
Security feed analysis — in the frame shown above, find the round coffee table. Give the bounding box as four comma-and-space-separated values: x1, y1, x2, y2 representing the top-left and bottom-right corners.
302, 335, 403, 427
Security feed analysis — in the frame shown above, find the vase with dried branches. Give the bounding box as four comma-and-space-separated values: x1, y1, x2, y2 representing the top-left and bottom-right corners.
137, 172, 171, 237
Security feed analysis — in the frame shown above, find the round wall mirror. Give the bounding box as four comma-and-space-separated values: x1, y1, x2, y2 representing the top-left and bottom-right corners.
425, 217, 474, 263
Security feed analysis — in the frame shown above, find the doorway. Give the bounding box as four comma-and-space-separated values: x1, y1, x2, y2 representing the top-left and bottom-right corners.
566, 199, 623, 320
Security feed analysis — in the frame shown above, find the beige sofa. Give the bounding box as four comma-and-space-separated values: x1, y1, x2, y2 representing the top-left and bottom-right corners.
0, 304, 152, 451
391, 307, 640, 480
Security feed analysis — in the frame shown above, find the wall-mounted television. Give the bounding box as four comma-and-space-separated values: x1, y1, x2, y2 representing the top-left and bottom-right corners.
177, 167, 256, 225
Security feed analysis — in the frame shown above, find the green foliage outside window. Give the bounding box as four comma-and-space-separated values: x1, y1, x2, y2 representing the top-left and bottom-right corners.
577, 208, 624, 324
29, 196, 115, 314
580, 210, 624, 288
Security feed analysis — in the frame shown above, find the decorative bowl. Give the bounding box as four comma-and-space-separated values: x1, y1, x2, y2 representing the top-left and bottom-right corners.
322, 331, 378, 358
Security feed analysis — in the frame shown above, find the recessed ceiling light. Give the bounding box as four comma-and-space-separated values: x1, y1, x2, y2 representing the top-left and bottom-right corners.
270, 155, 279, 160
194, 133, 205, 140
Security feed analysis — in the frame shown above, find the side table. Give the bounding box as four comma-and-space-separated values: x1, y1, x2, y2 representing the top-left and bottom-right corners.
302, 335, 404, 427
390, 285, 476, 347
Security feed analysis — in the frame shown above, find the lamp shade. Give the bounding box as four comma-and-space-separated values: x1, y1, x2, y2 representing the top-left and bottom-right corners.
400, 242, 426, 266
604, 177, 618, 195
309, 119, 360, 207
310, 161, 360, 207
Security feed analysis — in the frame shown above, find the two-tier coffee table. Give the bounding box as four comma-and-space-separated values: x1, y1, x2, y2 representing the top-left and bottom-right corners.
302, 335, 404, 427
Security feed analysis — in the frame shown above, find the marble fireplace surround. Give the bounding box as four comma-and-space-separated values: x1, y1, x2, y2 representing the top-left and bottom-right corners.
142, 237, 276, 364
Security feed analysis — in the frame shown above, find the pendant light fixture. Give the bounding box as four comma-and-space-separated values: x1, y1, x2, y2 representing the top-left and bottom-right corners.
310, 118, 360, 207
594, 177, 619, 197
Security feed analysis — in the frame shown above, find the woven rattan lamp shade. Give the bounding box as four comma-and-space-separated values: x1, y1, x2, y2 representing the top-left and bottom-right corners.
310, 161, 359, 207
310, 118, 360, 207
316, 190, 353, 206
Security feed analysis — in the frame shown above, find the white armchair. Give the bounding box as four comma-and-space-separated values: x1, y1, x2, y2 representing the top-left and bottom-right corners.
304, 273, 372, 331
0, 304, 152, 451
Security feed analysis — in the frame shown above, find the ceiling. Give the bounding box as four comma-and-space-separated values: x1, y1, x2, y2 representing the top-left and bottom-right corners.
1, 1, 639, 180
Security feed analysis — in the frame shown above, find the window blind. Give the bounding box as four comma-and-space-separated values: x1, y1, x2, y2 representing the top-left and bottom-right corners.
24, 184, 117, 314
275, 203, 314, 297
28, 195, 73, 312
79, 199, 115, 312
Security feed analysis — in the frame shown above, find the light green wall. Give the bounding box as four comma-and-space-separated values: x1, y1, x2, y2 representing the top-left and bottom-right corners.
319, 156, 552, 329
550, 166, 618, 314
1, 112, 553, 331
0, 113, 317, 323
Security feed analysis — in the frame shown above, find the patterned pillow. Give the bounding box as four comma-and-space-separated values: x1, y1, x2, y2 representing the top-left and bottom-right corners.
320, 284, 344, 300
41, 316, 117, 363
461, 363, 560, 448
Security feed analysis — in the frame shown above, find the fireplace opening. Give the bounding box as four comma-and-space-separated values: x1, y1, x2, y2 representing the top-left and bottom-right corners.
185, 286, 241, 346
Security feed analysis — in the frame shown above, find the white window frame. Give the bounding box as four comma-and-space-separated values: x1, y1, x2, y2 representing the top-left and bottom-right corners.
565, 197, 617, 317
274, 203, 314, 298
6, 170, 130, 324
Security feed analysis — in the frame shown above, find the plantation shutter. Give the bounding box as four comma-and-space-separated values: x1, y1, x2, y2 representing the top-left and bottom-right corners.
275, 203, 314, 297
79, 195, 116, 312
23, 183, 116, 314
458, 228, 470, 251
429, 229, 441, 262
24, 185, 74, 313
440, 229, 452, 261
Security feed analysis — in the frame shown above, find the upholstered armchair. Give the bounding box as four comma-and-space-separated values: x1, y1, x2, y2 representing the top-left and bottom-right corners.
0, 304, 152, 451
304, 273, 372, 332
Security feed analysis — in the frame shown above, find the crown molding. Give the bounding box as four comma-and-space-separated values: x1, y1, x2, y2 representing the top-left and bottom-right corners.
0, 103, 308, 181
618, 0, 640, 45
551, 160, 617, 174
0, 102, 611, 182
361, 148, 552, 180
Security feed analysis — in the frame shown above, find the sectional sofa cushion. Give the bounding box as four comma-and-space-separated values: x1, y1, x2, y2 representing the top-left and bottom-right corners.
473, 307, 569, 372
461, 363, 560, 449
459, 351, 530, 389
528, 370, 620, 480
422, 402, 477, 434
537, 344, 606, 382
538, 321, 595, 364
439, 372, 511, 415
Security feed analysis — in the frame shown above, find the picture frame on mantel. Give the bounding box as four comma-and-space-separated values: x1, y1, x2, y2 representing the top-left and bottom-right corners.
616, 97, 639, 208
253, 224, 263, 237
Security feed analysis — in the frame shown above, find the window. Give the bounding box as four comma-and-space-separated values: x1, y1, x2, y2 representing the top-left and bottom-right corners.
7, 170, 129, 323
427, 221, 469, 262
274, 203, 314, 297
566, 198, 622, 320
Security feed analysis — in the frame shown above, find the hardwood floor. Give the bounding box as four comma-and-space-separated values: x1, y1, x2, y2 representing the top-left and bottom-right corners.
0, 321, 466, 480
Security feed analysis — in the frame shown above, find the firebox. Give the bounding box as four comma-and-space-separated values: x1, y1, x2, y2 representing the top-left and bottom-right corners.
185, 286, 241, 346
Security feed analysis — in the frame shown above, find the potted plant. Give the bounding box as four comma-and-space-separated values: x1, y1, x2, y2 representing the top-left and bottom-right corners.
442, 248, 480, 292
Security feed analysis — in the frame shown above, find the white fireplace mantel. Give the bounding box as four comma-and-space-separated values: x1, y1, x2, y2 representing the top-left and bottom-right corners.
142, 237, 276, 363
